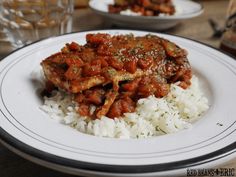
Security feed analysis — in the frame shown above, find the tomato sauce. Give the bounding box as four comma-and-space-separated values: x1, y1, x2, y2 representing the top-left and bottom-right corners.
41, 33, 192, 119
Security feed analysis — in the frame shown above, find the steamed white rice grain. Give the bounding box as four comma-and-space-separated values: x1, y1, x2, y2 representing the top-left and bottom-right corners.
40, 75, 209, 139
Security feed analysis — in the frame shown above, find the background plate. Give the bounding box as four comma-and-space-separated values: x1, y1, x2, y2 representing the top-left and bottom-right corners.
89, 0, 204, 30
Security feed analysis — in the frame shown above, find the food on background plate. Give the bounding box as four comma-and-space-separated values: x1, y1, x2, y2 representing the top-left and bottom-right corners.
40, 33, 209, 138
108, 0, 175, 16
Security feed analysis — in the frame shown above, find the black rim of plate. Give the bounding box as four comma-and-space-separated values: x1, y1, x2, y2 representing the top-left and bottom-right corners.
0, 29, 236, 174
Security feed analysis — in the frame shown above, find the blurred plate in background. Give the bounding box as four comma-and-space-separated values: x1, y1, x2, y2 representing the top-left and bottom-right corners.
89, 0, 204, 30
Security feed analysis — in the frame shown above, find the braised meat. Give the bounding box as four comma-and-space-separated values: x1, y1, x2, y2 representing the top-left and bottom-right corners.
41, 33, 192, 119
109, 0, 175, 16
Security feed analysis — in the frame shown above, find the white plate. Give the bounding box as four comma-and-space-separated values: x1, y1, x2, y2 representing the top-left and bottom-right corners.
89, 0, 204, 30
0, 30, 235, 177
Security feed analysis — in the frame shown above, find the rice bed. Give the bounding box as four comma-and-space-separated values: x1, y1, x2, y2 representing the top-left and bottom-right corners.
40, 75, 209, 139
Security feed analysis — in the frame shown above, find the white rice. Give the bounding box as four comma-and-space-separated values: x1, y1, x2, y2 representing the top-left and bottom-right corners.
40, 75, 209, 139
120, 9, 142, 16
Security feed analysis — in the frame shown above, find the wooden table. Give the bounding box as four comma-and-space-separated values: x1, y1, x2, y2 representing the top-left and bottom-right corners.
0, 0, 235, 176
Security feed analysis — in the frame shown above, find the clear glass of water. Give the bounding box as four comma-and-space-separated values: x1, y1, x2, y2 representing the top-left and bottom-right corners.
0, 0, 74, 47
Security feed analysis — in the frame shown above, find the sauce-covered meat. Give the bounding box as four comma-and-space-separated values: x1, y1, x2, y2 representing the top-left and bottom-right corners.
109, 0, 175, 16
41, 33, 192, 119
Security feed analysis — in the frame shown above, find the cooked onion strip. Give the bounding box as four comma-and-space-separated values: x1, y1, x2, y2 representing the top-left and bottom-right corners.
96, 90, 118, 118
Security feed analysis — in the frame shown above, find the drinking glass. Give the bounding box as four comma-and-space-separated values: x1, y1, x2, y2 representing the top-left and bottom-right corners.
0, 0, 74, 47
